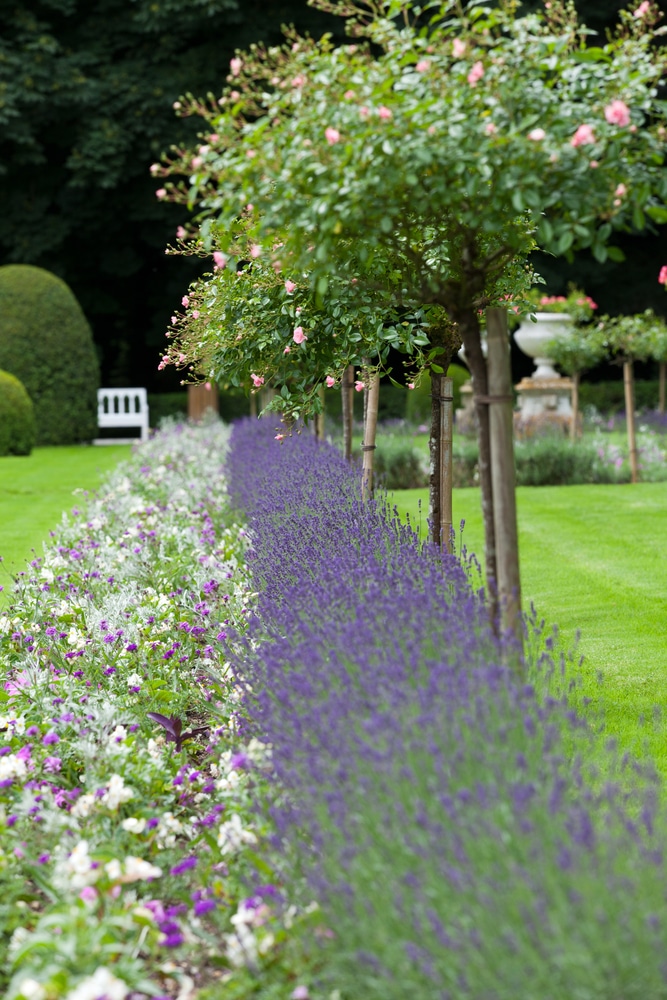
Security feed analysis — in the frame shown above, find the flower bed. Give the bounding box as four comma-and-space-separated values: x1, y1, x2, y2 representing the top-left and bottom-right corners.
226, 418, 667, 1000
0, 421, 296, 1000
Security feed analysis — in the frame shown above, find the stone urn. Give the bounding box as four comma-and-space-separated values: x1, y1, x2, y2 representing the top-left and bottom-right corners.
513, 312, 573, 380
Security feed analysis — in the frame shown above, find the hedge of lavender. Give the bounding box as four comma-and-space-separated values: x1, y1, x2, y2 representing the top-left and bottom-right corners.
0, 421, 311, 1000
227, 419, 667, 1000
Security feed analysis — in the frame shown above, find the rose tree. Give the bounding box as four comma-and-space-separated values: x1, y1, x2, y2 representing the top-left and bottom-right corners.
161, 0, 667, 637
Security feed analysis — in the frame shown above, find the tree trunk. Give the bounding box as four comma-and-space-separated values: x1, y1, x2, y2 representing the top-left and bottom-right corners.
361, 371, 380, 501
315, 385, 325, 440
659, 360, 666, 415
456, 309, 498, 623
570, 371, 579, 442
624, 360, 639, 483
429, 371, 454, 551
486, 308, 522, 651
342, 364, 354, 461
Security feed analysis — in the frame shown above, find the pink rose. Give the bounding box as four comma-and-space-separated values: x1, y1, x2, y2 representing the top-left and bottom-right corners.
213, 251, 227, 270
176, 226, 187, 240
292, 75, 305, 88
250, 245, 262, 259
326, 375, 335, 388
230, 57, 242, 77
615, 183, 627, 197
570, 124, 595, 147
407, 382, 415, 390
634, 1, 651, 16
416, 60, 430, 72
658, 265, 667, 286
528, 128, 546, 141
325, 127, 341, 145
589, 160, 599, 169
284, 280, 296, 293
355, 380, 365, 392
605, 100, 631, 128
293, 327, 307, 344
155, 188, 167, 199
344, 90, 355, 99
485, 122, 497, 135
452, 39, 466, 58
467, 62, 484, 86
284, 346, 291, 353
275, 433, 284, 441
251, 374, 264, 387
378, 106, 392, 120
191, 310, 200, 319
182, 295, 189, 308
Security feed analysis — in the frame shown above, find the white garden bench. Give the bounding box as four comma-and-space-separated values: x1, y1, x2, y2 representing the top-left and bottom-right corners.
95, 388, 150, 444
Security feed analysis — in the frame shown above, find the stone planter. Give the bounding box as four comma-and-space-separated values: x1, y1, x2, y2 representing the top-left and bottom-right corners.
513, 311, 573, 380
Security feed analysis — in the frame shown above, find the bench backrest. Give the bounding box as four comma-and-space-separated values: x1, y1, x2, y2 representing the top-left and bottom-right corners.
97, 388, 149, 440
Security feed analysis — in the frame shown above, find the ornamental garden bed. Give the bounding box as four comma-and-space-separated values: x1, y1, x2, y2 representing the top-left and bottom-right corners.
2, 418, 667, 999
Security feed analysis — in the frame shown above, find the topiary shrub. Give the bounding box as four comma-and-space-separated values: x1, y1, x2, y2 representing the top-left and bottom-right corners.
0, 265, 100, 445
0, 369, 36, 456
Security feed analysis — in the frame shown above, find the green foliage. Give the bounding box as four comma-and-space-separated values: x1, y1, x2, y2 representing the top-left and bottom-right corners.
596, 309, 657, 364
547, 327, 606, 377
451, 434, 638, 487
0, 265, 100, 445
164, 0, 667, 322
0, 369, 35, 457
147, 392, 188, 425
579, 379, 661, 414
370, 438, 428, 490
524, 284, 599, 324
405, 364, 470, 425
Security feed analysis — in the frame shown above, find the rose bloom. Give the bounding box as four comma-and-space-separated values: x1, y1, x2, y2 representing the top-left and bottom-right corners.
293, 327, 307, 344
570, 124, 595, 147
325, 127, 340, 145
658, 265, 667, 286
605, 100, 631, 128
528, 128, 546, 141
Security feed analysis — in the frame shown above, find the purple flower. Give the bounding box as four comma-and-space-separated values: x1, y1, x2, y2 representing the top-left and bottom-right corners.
170, 856, 198, 875
193, 899, 217, 916
44, 757, 62, 773
42, 732, 59, 745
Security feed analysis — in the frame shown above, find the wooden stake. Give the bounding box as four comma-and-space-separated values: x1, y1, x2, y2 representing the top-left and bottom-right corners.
361, 372, 380, 501
429, 372, 454, 550
316, 385, 325, 440
342, 364, 354, 461
570, 371, 579, 442
249, 392, 257, 418
486, 308, 522, 650
624, 359, 639, 483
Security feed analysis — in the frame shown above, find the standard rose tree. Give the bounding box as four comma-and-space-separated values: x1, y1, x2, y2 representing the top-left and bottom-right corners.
161, 0, 667, 639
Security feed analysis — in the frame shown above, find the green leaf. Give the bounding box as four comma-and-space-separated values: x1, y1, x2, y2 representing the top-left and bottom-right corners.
556, 229, 574, 254
606, 246, 625, 263
646, 206, 667, 224
316, 274, 329, 298
380, 216, 393, 233
430, 363, 444, 373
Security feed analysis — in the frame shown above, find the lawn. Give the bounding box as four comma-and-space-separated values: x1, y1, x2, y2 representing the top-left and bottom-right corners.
0, 445, 131, 599
392, 482, 667, 771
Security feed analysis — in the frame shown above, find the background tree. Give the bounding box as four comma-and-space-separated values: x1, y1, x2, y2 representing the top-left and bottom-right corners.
0, 0, 344, 388
547, 332, 607, 440
596, 311, 654, 481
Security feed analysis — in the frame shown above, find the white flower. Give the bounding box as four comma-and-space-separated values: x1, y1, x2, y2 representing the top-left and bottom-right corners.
17, 979, 46, 1000
67, 627, 86, 647
121, 816, 146, 834
105, 859, 122, 880
109, 725, 127, 745
102, 773, 134, 809
122, 856, 162, 882
126, 673, 142, 687
217, 813, 257, 855
0, 753, 27, 782
71, 793, 95, 819
224, 923, 258, 968
60, 840, 99, 890
66, 967, 129, 1000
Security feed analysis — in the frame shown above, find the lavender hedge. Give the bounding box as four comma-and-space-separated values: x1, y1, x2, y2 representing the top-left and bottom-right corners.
227, 419, 667, 1000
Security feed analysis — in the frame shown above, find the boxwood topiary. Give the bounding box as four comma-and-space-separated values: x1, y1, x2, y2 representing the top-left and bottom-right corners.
0, 369, 36, 456
0, 265, 100, 445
